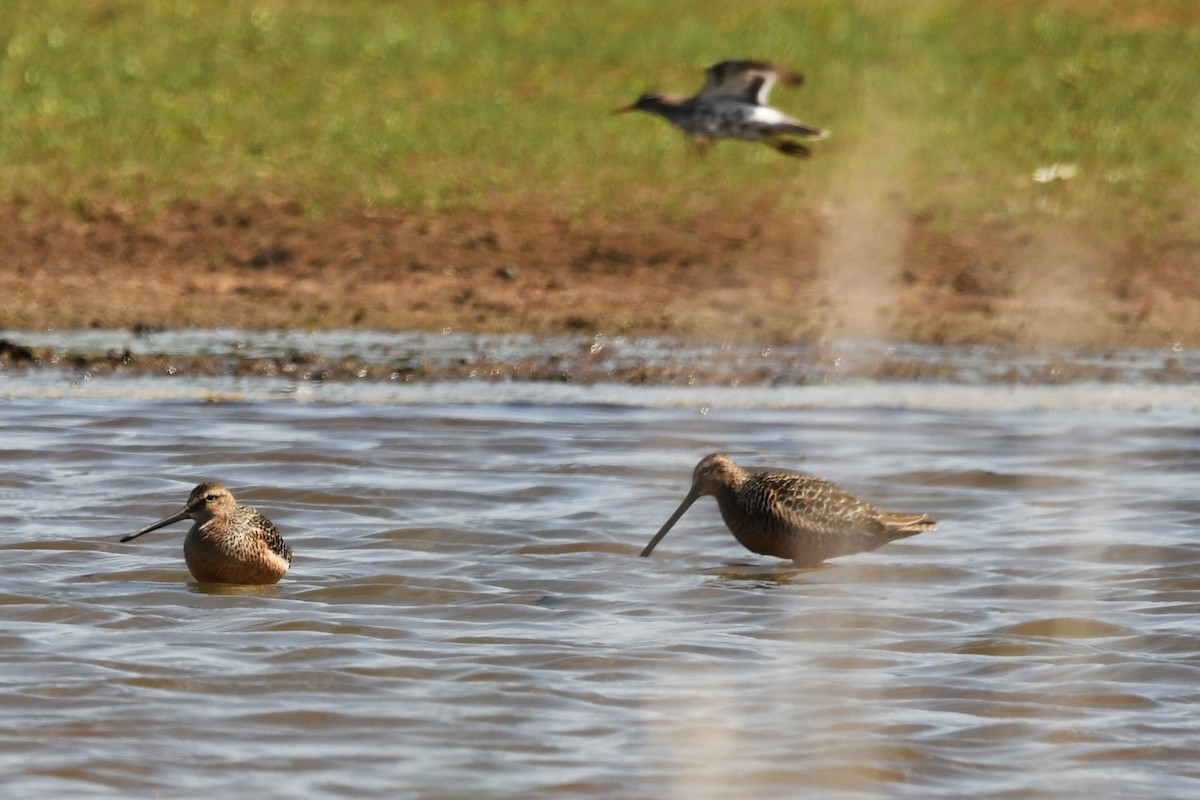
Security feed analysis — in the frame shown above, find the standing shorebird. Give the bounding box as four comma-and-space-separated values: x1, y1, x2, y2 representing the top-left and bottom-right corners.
641, 453, 935, 565
121, 482, 292, 585
613, 59, 828, 157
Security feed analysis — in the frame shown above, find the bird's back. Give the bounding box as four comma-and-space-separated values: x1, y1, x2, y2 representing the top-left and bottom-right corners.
186, 505, 292, 583
717, 470, 933, 564
244, 508, 293, 565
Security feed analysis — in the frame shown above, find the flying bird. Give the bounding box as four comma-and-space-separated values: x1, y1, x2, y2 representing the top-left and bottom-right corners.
614, 59, 828, 158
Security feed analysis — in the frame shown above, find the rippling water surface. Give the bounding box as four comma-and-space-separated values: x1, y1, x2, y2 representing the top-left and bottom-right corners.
2, 335, 1200, 798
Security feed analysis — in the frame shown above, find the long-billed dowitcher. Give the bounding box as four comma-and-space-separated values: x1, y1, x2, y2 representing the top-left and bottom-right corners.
641, 453, 935, 565
121, 482, 292, 585
613, 59, 828, 157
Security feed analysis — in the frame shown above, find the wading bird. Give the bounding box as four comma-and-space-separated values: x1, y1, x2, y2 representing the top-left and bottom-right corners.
122, 482, 292, 585
641, 453, 934, 565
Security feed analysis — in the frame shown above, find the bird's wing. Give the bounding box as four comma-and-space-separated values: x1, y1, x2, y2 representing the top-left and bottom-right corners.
699, 60, 803, 105
248, 509, 293, 563
758, 472, 886, 537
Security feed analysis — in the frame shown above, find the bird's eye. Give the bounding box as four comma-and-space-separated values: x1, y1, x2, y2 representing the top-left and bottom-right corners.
206, 494, 219, 502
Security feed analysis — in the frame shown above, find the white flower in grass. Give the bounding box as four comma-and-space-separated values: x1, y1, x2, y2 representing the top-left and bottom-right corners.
1032, 163, 1078, 183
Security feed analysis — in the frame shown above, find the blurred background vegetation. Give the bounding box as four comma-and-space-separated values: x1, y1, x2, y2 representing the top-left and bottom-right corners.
0, 0, 1197, 236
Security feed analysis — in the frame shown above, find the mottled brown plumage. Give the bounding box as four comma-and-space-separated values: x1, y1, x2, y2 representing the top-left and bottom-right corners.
641, 453, 935, 565
122, 482, 292, 585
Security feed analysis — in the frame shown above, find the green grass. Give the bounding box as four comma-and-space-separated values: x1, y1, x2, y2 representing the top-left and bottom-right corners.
0, 0, 1197, 233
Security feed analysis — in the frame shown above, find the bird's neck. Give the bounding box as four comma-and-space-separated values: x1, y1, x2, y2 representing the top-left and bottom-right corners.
651, 97, 693, 120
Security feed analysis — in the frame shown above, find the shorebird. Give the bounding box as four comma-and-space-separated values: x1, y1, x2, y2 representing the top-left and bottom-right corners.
613, 59, 827, 157
640, 453, 935, 565
122, 482, 292, 585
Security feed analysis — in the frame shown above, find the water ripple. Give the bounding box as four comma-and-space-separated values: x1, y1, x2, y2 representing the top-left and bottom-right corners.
0, 361, 1198, 798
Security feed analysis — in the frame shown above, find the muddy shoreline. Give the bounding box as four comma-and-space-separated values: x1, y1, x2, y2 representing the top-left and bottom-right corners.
2, 196, 1199, 354
3, 331, 1196, 387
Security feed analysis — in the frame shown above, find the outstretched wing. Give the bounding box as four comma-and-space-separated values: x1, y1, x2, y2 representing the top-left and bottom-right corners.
699, 60, 803, 105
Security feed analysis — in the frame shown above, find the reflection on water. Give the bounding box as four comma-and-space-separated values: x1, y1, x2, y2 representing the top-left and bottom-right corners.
1, 340, 1200, 798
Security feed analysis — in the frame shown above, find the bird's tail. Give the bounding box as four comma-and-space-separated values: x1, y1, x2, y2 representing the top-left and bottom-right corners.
881, 513, 936, 536
776, 122, 828, 140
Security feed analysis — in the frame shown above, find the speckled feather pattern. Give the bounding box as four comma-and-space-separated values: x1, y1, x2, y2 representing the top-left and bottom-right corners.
660, 100, 820, 141
715, 468, 932, 564
185, 503, 292, 584
128, 482, 292, 585
644, 453, 934, 564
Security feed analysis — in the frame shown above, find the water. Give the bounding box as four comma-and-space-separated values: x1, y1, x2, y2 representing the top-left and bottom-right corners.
2, 334, 1200, 798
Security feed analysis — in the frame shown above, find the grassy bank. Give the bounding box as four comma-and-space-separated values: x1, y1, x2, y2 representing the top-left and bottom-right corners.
1, 2, 1199, 345
0, 1, 1196, 225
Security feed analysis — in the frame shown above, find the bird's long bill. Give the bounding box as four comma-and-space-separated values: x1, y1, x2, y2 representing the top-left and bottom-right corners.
640, 489, 700, 557
611, 104, 636, 115
121, 507, 190, 543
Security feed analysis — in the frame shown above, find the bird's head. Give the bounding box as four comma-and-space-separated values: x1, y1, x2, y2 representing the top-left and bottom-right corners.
612, 92, 669, 115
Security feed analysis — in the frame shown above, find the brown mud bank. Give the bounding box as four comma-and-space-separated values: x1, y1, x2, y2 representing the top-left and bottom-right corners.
4, 334, 1197, 387
1, 196, 1199, 348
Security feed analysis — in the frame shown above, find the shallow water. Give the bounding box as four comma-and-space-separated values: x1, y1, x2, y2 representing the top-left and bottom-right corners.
2, 335, 1200, 798
5, 327, 1200, 386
